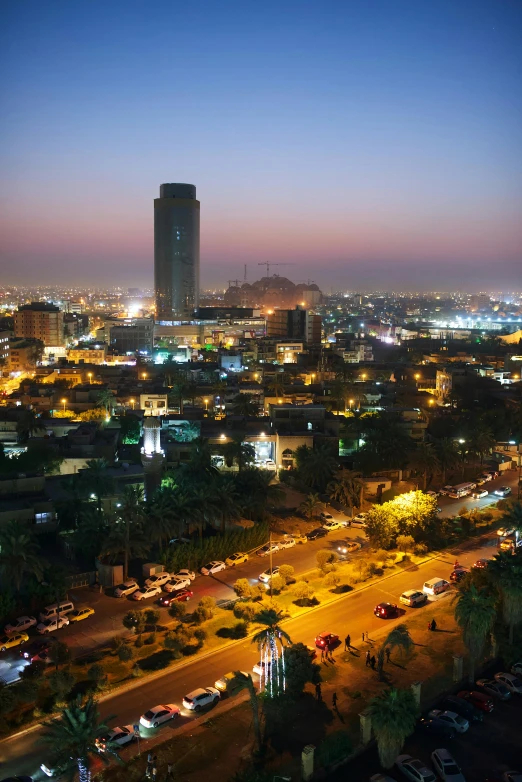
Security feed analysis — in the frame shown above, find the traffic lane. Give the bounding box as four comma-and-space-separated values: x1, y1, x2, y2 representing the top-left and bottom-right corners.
437, 471, 519, 518
0, 536, 495, 778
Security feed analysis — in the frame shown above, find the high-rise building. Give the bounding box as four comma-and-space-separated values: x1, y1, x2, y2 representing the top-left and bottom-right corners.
154, 183, 200, 322
14, 302, 64, 346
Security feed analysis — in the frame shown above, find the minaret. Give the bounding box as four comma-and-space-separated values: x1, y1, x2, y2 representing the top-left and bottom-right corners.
140, 417, 165, 499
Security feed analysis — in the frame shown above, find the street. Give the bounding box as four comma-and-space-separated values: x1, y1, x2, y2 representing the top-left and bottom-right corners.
0, 533, 497, 780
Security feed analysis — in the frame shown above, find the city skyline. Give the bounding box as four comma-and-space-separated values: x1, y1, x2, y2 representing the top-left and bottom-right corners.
1, 0, 521, 291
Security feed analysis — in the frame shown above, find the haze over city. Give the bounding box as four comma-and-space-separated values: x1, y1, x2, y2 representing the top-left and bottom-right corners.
1, 0, 521, 290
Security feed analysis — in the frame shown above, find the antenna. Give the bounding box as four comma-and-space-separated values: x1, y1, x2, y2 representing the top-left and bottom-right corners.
227, 280, 240, 288
244, 264, 247, 281
257, 262, 296, 276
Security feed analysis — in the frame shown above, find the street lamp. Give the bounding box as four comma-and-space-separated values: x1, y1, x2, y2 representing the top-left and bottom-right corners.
349, 398, 354, 410
415, 373, 420, 381
204, 397, 209, 411
61, 398, 67, 413
361, 373, 367, 380
509, 440, 521, 500
88, 372, 92, 384
142, 372, 147, 381
130, 398, 135, 410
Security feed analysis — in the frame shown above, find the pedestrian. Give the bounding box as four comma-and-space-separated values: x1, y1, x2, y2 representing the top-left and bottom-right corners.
345, 634, 351, 650
431, 618, 437, 632
428, 621, 432, 632
365, 650, 371, 667
315, 682, 322, 701
151, 766, 157, 781
320, 647, 325, 661
328, 643, 334, 660
362, 631, 365, 644
166, 764, 174, 781
385, 646, 391, 663
370, 655, 376, 670
332, 692, 338, 709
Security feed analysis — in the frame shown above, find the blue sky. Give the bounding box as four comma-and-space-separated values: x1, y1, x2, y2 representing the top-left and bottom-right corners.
1, 0, 521, 290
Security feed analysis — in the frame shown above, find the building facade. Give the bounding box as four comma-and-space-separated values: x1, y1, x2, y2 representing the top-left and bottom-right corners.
14, 303, 64, 347
154, 183, 200, 321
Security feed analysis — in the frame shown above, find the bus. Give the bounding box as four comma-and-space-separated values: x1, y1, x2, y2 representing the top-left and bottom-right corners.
448, 482, 476, 499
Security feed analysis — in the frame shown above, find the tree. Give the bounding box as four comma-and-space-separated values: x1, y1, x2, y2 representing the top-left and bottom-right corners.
327, 468, 364, 512
434, 438, 460, 484
396, 534, 415, 553
282, 642, 321, 697
488, 550, 522, 644
293, 581, 315, 605
78, 459, 115, 513
278, 564, 295, 585
499, 502, 522, 546
220, 437, 256, 471
0, 520, 46, 591
48, 641, 72, 671
122, 610, 146, 636
377, 624, 413, 677
467, 426, 495, 468
232, 672, 262, 752
454, 582, 498, 682
299, 492, 322, 521
40, 695, 121, 782
144, 608, 160, 633
365, 506, 398, 550
48, 669, 76, 702
252, 608, 291, 648
412, 443, 440, 491
235, 468, 285, 521
369, 687, 418, 768
95, 389, 116, 417
234, 578, 254, 599
101, 485, 149, 579
117, 644, 134, 662
16, 408, 45, 443
316, 549, 336, 573
294, 444, 338, 492
119, 414, 140, 444
232, 393, 259, 417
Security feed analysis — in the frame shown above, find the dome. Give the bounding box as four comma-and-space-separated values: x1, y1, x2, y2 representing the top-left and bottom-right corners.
143, 417, 161, 429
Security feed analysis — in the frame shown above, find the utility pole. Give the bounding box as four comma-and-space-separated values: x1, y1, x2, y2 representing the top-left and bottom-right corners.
269, 530, 273, 599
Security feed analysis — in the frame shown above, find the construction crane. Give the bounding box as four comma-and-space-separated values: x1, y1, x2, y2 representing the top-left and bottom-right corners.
227, 279, 240, 288
257, 262, 295, 277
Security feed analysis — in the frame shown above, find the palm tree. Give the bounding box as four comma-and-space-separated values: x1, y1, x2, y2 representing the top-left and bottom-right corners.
370, 687, 418, 768
101, 486, 149, 579
181, 438, 220, 483
211, 479, 242, 533
40, 696, 121, 782
488, 551, 522, 644
0, 520, 47, 591
412, 443, 440, 491
235, 468, 285, 521
16, 408, 45, 443
221, 437, 256, 471
327, 468, 364, 513
169, 378, 191, 415
232, 671, 262, 752
499, 502, 522, 545
147, 491, 179, 553
79, 459, 115, 513
252, 609, 292, 698
454, 582, 498, 681
468, 427, 495, 468
434, 438, 460, 484
299, 492, 322, 521
232, 393, 259, 417
294, 444, 338, 492
252, 608, 291, 647
95, 389, 115, 417
377, 624, 413, 678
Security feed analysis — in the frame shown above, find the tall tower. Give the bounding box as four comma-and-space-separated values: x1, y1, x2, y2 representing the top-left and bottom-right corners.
140, 417, 165, 499
154, 183, 200, 321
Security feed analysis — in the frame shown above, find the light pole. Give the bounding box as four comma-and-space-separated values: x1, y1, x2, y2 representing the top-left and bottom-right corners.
204, 397, 209, 412
88, 372, 92, 384
509, 440, 521, 500
130, 398, 135, 411
142, 372, 147, 381
349, 398, 354, 411
61, 398, 67, 413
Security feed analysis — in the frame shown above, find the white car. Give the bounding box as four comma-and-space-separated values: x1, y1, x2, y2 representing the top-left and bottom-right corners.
114, 579, 140, 598
395, 755, 436, 782
4, 616, 37, 634
322, 519, 345, 531
511, 662, 522, 676
264, 459, 276, 469
470, 489, 488, 500
37, 617, 69, 634
253, 660, 272, 677
139, 703, 180, 728
257, 542, 280, 557
351, 513, 368, 527
498, 527, 515, 537
494, 672, 522, 694
95, 725, 135, 751
320, 512, 333, 521
278, 537, 296, 550
426, 490, 439, 498
144, 572, 172, 588
163, 576, 192, 592
495, 486, 512, 497
428, 709, 469, 733
182, 687, 220, 710
258, 566, 280, 583
400, 590, 428, 608
132, 585, 162, 601
200, 561, 226, 576
439, 486, 454, 496
174, 569, 195, 581
430, 748, 466, 782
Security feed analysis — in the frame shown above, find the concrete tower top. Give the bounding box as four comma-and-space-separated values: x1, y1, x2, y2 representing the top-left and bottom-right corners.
143, 417, 161, 430
159, 183, 197, 199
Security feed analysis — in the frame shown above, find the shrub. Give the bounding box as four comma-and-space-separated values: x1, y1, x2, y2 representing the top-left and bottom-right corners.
316, 549, 336, 573
413, 543, 428, 557
234, 602, 257, 622
251, 583, 267, 601
481, 511, 493, 522
352, 560, 370, 582
278, 564, 295, 584
317, 730, 352, 768
374, 549, 389, 565
144, 609, 160, 630
48, 669, 76, 700
193, 628, 207, 645
458, 505, 469, 516
168, 601, 187, 620
270, 575, 286, 593
163, 522, 270, 574
197, 596, 216, 620
366, 560, 378, 576
87, 663, 106, 687
323, 571, 341, 589
117, 644, 134, 662
293, 581, 315, 605
111, 636, 125, 652
164, 626, 194, 657
135, 635, 143, 648
123, 610, 146, 635
234, 578, 253, 599
144, 632, 156, 645
396, 534, 415, 553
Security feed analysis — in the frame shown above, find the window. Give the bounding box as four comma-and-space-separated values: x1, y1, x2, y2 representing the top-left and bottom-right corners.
35, 512, 53, 524
156, 400, 165, 408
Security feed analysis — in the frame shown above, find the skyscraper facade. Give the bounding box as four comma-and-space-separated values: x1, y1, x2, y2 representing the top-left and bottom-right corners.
154, 183, 200, 321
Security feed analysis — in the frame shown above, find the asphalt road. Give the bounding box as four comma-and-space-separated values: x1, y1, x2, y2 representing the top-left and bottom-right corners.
0, 534, 497, 780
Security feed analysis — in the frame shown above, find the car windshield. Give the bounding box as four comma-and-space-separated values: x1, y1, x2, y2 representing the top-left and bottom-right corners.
512, 678, 522, 686
443, 764, 460, 775
116, 584, 127, 590
203, 563, 212, 570
143, 710, 154, 719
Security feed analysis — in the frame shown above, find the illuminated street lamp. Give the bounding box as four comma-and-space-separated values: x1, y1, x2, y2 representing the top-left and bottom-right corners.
88, 372, 92, 384
130, 398, 135, 410
204, 397, 209, 411
415, 373, 420, 380
142, 372, 147, 381
361, 373, 367, 381
61, 398, 67, 413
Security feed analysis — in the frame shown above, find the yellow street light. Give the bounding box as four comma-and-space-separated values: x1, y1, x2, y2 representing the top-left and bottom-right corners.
88, 372, 92, 384
415, 373, 420, 380
61, 398, 67, 412
349, 398, 355, 410
204, 397, 209, 411
130, 398, 135, 410
142, 372, 147, 380
361, 373, 367, 380
429, 398, 434, 406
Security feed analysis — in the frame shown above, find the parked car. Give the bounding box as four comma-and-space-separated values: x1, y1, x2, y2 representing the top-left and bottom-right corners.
257, 543, 280, 557
278, 537, 296, 550
173, 569, 195, 581
423, 578, 451, 596
0, 632, 29, 652
426, 490, 439, 498
497, 527, 515, 537
395, 755, 436, 782
289, 532, 308, 544
476, 678, 511, 701
95, 725, 135, 751
338, 541, 362, 555
306, 527, 328, 540
400, 590, 427, 608
472, 559, 490, 569
163, 576, 192, 592
144, 572, 172, 588
314, 631, 339, 649
214, 671, 249, 693
480, 473, 493, 482
352, 513, 368, 527
439, 486, 454, 496
494, 672, 522, 694
471, 489, 488, 499
450, 568, 469, 583
374, 602, 400, 619
319, 512, 333, 521
322, 519, 345, 532
4, 616, 37, 635
36, 617, 69, 634
182, 687, 220, 710
427, 709, 469, 733
114, 580, 140, 598
200, 561, 226, 575
253, 659, 272, 676
511, 662, 522, 676
225, 552, 249, 566
158, 589, 193, 606
430, 748, 466, 782
132, 585, 162, 601
457, 689, 494, 712
494, 486, 512, 497
419, 716, 456, 739
502, 773, 522, 782
20, 637, 59, 664
139, 704, 180, 728
500, 537, 522, 553
441, 695, 483, 722
68, 607, 95, 623
258, 566, 280, 583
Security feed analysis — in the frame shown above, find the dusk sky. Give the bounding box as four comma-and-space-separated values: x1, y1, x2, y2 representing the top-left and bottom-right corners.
1, 0, 521, 291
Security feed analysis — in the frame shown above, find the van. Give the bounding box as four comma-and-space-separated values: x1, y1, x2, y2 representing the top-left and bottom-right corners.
500, 537, 522, 553
448, 482, 475, 499
423, 578, 450, 596
39, 601, 75, 622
